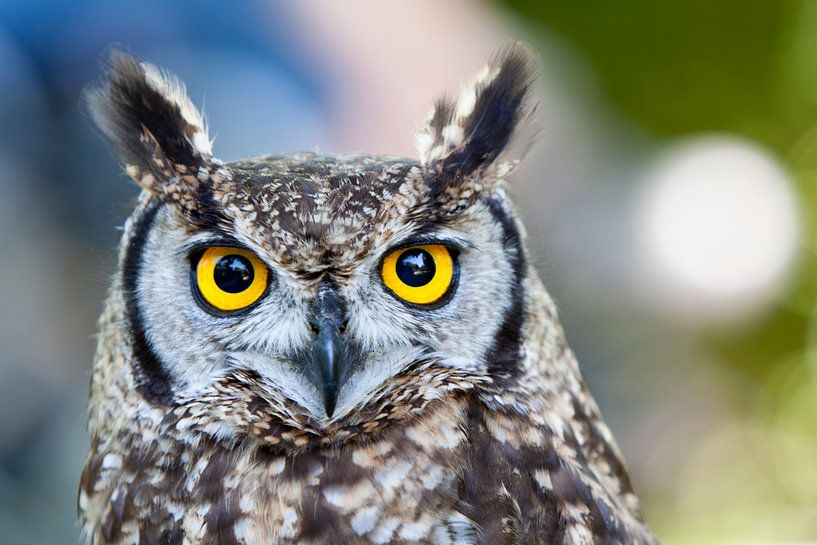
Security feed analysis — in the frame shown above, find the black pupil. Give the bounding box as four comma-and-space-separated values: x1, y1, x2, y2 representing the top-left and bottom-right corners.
213, 255, 254, 293
396, 248, 436, 287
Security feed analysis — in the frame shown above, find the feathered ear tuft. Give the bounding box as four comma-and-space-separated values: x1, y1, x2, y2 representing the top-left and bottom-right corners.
84, 51, 219, 205
416, 42, 538, 179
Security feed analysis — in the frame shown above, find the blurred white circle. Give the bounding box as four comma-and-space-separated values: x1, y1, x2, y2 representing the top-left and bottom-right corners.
636, 136, 800, 323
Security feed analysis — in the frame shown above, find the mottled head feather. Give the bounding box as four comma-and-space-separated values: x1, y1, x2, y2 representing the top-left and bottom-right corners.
416, 42, 538, 180
84, 50, 220, 209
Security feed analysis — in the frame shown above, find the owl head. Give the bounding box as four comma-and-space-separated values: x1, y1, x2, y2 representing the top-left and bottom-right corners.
88, 44, 538, 449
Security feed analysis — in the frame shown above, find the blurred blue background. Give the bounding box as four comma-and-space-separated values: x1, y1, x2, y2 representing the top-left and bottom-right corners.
0, 1, 815, 543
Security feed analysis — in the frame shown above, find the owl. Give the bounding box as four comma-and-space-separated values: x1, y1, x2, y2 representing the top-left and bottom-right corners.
78, 43, 659, 545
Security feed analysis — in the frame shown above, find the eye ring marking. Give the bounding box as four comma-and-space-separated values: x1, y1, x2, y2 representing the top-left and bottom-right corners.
194, 247, 268, 312
381, 244, 456, 306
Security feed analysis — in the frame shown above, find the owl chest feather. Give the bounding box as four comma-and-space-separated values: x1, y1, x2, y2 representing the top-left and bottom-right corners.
81, 392, 657, 545
82, 398, 482, 545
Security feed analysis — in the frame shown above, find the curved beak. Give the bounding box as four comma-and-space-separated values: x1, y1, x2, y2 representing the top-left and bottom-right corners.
311, 318, 346, 417
305, 282, 351, 418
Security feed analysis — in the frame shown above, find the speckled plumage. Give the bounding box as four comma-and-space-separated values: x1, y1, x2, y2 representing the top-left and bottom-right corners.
80, 45, 659, 544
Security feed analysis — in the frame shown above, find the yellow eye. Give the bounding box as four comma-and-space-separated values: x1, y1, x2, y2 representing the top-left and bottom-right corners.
194, 247, 268, 312
381, 244, 456, 306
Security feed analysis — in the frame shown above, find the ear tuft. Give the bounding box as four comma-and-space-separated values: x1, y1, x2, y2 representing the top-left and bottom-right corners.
84, 50, 216, 201
417, 42, 538, 178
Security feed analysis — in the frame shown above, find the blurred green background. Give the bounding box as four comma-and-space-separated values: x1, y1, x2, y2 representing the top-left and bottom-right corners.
0, 1, 814, 543
505, 2, 817, 542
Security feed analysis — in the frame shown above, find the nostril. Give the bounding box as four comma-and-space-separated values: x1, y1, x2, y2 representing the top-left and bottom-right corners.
309, 319, 346, 335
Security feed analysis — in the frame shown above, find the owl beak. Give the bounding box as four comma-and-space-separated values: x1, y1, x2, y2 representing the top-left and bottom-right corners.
310, 320, 346, 418
307, 282, 350, 418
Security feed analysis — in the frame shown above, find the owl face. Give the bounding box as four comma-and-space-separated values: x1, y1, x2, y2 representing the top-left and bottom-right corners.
88, 46, 535, 443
